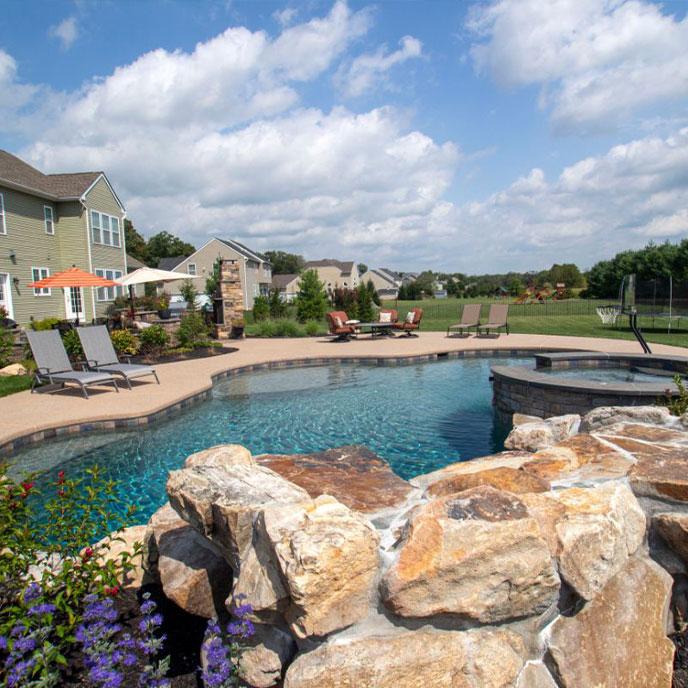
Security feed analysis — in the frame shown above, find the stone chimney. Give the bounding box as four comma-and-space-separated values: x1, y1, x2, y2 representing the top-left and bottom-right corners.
216, 259, 244, 338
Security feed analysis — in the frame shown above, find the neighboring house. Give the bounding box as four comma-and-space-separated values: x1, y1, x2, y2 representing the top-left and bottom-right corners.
164, 237, 271, 310
157, 256, 186, 271
360, 268, 402, 299
126, 254, 147, 271
0, 150, 127, 326
272, 273, 300, 302
302, 259, 360, 295
400, 272, 419, 286
433, 280, 447, 299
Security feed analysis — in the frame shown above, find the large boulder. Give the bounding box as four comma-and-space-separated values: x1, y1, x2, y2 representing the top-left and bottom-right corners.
257, 445, 416, 513
654, 512, 688, 565
262, 495, 380, 638
184, 444, 254, 470
283, 628, 526, 688
504, 414, 580, 452
95, 525, 147, 589
547, 556, 674, 688
0, 363, 27, 376
381, 486, 560, 623
580, 405, 674, 432
521, 481, 645, 600
516, 662, 558, 688
237, 624, 296, 688
425, 466, 549, 498
145, 504, 232, 618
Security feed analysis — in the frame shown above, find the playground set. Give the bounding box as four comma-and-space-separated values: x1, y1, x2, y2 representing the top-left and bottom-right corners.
513, 283, 568, 304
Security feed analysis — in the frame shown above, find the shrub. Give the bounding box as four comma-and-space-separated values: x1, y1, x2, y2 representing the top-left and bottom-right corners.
268, 288, 287, 319
0, 464, 141, 685
274, 319, 301, 337
62, 329, 83, 359
110, 329, 140, 356
296, 270, 328, 322
0, 326, 13, 368
332, 287, 358, 318
139, 325, 169, 356
178, 312, 210, 348
31, 317, 61, 331
356, 283, 375, 322
252, 295, 270, 321
667, 375, 688, 416
180, 279, 198, 310
304, 320, 320, 336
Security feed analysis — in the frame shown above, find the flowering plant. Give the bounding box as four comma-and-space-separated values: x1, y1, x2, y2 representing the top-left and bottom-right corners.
0, 464, 142, 685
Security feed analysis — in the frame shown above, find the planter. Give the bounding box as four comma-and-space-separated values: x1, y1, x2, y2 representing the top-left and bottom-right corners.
230, 326, 245, 339
157, 309, 171, 320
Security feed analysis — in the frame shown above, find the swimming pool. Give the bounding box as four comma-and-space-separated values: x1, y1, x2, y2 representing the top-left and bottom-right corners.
9, 357, 520, 523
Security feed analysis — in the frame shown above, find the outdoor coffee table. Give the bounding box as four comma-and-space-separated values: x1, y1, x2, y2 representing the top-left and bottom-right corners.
356, 322, 397, 337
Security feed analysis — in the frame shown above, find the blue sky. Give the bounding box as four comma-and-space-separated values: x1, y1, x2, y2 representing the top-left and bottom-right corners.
1, 0, 687, 272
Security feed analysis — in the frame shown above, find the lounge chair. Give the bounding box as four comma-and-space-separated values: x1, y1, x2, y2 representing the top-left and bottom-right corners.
326, 311, 356, 341
477, 304, 509, 336
78, 325, 159, 390
26, 329, 119, 399
394, 308, 423, 337
447, 304, 481, 336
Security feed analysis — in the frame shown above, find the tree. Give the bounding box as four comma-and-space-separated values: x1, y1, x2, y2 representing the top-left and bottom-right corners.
180, 279, 198, 311
357, 263, 368, 276
546, 263, 585, 289
205, 257, 222, 297
356, 283, 375, 322
365, 279, 380, 306
414, 271, 436, 297
252, 295, 270, 321
124, 220, 148, 264
296, 270, 328, 322
264, 251, 305, 275
146, 231, 195, 267
268, 288, 287, 318
333, 287, 358, 318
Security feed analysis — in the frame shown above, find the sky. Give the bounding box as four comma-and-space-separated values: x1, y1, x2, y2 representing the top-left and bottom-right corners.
1, 0, 687, 274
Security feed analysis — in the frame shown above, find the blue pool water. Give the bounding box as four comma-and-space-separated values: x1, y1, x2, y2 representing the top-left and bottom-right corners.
9, 358, 520, 524
540, 367, 671, 384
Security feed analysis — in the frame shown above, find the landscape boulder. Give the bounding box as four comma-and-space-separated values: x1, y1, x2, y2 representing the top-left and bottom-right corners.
262, 495, 380, 638
580, 405, 674, 432
504, 414, 579, 452
654, 512, 688, 565
0, 363, 27, 376
95, 525, 147, 589
381, 486, 560, 623
547, 556, 674, 688
184, 443, 254, 470
237, 624, 297, 688
283, 628, 526, 688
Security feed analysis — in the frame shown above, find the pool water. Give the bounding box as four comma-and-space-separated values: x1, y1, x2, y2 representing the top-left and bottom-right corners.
9, 358, 519, 524
540, 367, 672, 384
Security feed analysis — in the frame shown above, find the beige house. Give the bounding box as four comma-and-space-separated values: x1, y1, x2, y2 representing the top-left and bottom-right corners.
0, 150, 127, 326
271, 273, 301, 302
302, 260, 360, 295
164, 237, 271, 310
360, 268, 402, 299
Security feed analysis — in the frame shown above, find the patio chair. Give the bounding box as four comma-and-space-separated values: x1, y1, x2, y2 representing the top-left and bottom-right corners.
394, 308, 423, 337
378, 309, 398, 324
26, 329, 119, 399
447, 303, 481, 337
477, 304, 509, 336
78, 326, 159, 390
326, 311, 356, 341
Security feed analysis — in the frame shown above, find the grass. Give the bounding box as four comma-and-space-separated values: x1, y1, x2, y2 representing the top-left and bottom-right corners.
0, 375, 32, 398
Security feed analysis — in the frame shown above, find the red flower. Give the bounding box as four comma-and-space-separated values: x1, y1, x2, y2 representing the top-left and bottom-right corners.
57, 489, 66, 498
104, 586, 120, 597
82, 547, 94, 561
20, 481, 34, 498
57, 471, 65, 485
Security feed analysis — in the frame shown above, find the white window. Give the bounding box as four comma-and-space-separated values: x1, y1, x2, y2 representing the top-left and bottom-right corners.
187, 263, 197, 276
0, 193, 5, 234
44, 206, 54, 235
90, 210, 121, 247
95, 268, 124, 301
32, 267, 51, 296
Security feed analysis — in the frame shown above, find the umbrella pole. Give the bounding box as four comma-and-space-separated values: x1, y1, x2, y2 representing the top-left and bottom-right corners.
129, 285, 136, 321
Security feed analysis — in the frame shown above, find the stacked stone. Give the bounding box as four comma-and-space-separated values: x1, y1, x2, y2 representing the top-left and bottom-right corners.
125, 407, 688, 688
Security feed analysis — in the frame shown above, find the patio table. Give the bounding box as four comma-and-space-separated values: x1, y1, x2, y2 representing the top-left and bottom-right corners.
356, 322, 397, 337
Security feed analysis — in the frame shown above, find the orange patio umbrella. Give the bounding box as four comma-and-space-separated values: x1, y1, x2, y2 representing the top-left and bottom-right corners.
27, 266, 120, 325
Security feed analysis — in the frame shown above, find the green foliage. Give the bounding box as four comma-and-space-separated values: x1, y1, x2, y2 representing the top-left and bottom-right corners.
61, 330, 83, 359
177, 312, 210, 348
0, 326, 13, 368
124, 219, 148, 264
0, 464, 140, 684
264, 250, 304, 275
667, 375, 688, 416
365, 279, 380, 306
139, 324, 169, 355
0, 375, 32, 398
332, 287, 358, 318
268, 288, 288, 318
180, 279, 198, 310
250, 319, 307, 337
110, 329, 140, 356
296, 269, 328, 322
31, 317, 61, 331
252, 295, 270, 321
356, 283, 375, 322
205, 257, 222, 297
304, 320, 320, 336
146, 230, 195, 267
357, 263, 368, 276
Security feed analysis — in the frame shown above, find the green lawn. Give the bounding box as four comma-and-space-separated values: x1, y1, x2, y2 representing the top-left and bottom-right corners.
0, 375, 32, 398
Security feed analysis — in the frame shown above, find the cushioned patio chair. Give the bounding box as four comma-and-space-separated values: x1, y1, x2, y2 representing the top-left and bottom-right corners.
78, 325, 159, 390
477, 304, 509, 336
447, 303, 481, 337
394, 308, 423, 336
26, 329, 119, 399
326, 311, 357, 341
378, 309, 398, 324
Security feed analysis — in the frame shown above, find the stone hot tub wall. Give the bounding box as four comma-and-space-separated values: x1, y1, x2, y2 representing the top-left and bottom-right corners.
139, 407, 688, 688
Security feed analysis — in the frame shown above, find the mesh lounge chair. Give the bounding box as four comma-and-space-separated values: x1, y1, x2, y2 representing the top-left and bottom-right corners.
26, 329, 119, 399
78, 326, 159, 390
477, 304, 509, 336
447, 303, 481, 336
394, 308, 423, 336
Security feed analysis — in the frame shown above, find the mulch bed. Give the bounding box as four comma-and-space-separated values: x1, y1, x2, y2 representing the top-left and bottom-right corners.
130, 346, 238, 365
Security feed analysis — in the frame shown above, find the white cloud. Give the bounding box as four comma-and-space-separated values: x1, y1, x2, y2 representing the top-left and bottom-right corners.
453, 128, 688, 271
273, 7, 298, 27
336, 35, 422, 97
48, 17, 79, 51
467, 0, 688, 131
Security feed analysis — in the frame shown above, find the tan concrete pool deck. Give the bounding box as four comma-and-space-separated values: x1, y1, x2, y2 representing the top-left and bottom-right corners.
1, 333, 687, 453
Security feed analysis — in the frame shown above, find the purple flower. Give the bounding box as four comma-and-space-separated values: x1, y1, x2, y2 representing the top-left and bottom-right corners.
27, 602, 56, 616
13, 636, 36, 654
0, 635, 7, 651
23, 582, 41, 603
